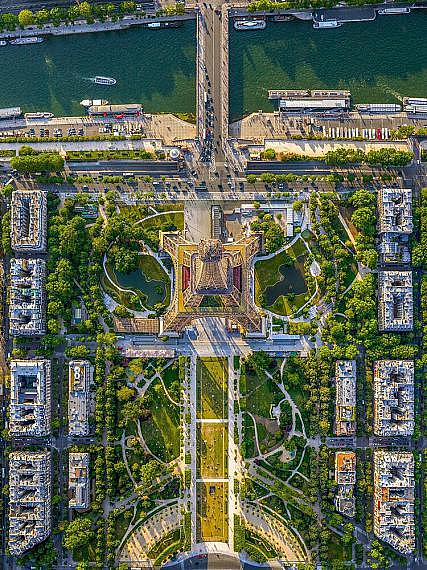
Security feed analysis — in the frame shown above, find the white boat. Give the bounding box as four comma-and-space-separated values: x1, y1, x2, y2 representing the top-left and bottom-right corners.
313, 20, 342, 28
378, 7, 410, 14
0, 41, 7, 47
24, 112, 54, 120
80, 99, 109, 107
233, 19, 266, 31
91, 76, 116, 86
10, 36, 44, 45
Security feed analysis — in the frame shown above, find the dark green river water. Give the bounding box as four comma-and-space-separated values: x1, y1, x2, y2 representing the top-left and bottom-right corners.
229, 12, 427, 120
0, 22, 196, 116
0, 13, 426, 119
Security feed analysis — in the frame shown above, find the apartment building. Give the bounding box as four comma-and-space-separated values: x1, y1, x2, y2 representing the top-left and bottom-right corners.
378, 188, 412, 265
335, 360, 356, 436
335, 451, 356, 518
374, 360, 414, 437
373, 451, 414, 554
9, 258, 46, 336
9, 359, 51, 437
68, 360, 93, 436
69, 453, 90, 510
8, 451, 51, 556
378, 271, 413, 332
11, 189, 47, 252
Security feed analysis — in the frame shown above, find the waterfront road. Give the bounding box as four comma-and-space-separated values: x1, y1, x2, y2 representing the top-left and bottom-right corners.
67, 159, 179, 175
246, 160, 331, 174
0, 0, 154, 15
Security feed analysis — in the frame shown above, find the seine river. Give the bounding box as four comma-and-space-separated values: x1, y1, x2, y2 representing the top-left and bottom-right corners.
0, 22, 196, 116
229, 12, 427, 120
0, 13, 426, 118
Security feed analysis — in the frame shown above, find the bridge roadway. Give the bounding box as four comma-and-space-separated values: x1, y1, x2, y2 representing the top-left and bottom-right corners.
196, 0, 232, 177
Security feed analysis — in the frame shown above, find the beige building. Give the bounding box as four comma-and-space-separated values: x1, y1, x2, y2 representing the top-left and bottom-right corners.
373, 451, 414, 554
8, 451, 51, 556
335, 451, 356, 518
378, 271, 413, 332
68, 360, 93, 436
69, 453, 90, 509
335, 360, 356, 436
374, 361, 414, 436
9, 359, 51, 437
378, 188, 412, 265
11, 190, 47, 252
9, 258, 46, 336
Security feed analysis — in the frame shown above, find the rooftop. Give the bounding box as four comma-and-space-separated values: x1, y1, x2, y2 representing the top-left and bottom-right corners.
9, 359, 51, 437
11, 190, 47, 252
9, 258, 46, 337
378, 271, 413, 332
8, 451, 51, 557
374, 451, 414, 554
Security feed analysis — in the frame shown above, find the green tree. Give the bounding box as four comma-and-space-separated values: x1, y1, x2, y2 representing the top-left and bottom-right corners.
18, 9, 34, 26
63, 518, 95, 551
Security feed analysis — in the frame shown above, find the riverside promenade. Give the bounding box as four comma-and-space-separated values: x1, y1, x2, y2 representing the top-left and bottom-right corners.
0, 12, 195, 40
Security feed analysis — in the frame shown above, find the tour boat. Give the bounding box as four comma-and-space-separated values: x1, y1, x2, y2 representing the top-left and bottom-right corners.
91, 76, 117, 86
10, 36, 44, 45
233, 19, 266, 31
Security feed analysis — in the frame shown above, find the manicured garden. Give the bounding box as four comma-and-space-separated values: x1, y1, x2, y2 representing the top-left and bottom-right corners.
104, 254, 171, 311
197, 423, 228, 478
139, 377, 181, 463
196, 357, 228, 419
196, 482, 228, 543
254, 238, 311, 316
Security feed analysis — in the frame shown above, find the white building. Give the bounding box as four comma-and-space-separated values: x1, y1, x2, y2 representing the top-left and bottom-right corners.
9, 359, 51, 437
68, 360, 93, 436
378, 271, 413, 331
378, 188, 412, 265
374, 360, 414, 436
335, 451, 356, 518
335, 360, 356, 436
378, 188, 413, 234
9, 258, 46, 336
373, 451, 414, 554
11, 190, 47, 252
69, 453, 90, 509
8, 451, 51, 556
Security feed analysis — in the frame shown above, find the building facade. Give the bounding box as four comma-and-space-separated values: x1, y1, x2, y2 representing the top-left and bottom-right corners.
68, 360, 93, 436
373, 450, 415, 554
335, 360, 356, 436
9, 359, 51, 437
373, 360, 414, 436
11, 189, 47, 253
8, 451, 51, 556
9, 258, 46, 336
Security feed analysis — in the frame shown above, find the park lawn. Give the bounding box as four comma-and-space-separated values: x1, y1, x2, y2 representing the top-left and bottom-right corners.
268, 291, 308, 317
326, 531, 352, 565
198, 422, 228, 479
285, 383, 310, 433
243, 367, 278, 418
197, 357, 228, 419
143, 211, 184, 232
196, 482, 228, 543
139, 378, 181, 462
139, 210, 184, 251
242, 413, 256, 459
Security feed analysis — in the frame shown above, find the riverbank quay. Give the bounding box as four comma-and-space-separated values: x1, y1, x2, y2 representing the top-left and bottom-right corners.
242, 138, 411, 159
0, 12, 194, 40
0, 114, 196, 146
229, 2, 426, 25
230, 112, 427, 144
